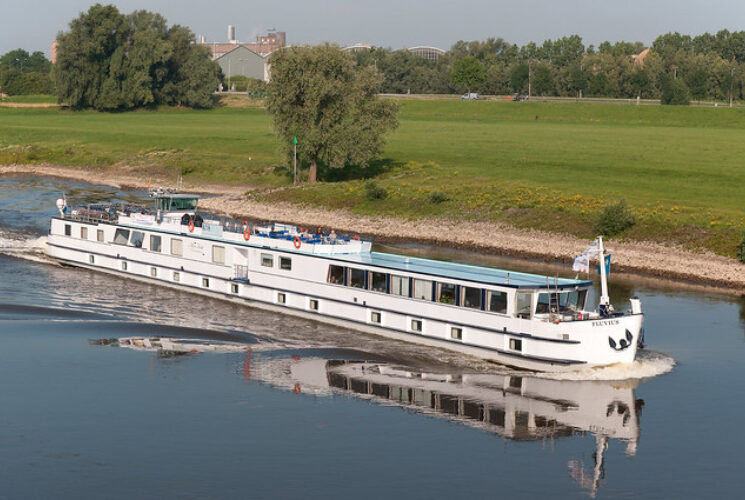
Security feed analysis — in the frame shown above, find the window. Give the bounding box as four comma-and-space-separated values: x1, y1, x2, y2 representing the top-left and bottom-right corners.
309, 299, 319, 310
509, 338, 522, 351
64, 224, 71, 236
277, 292, 286, 304
173, 271, 180, 282
231, 283, 239, 294
121, 261, 127, 271
516, 293, 532, 319
129, 231, 144, 248
113, 228, 130, 245
411, 319, 423, 332
369, 272, 387, 292
88, 255, 95, 264
150, 235, 162, 252
280, 257, 292, 270
80, 226, 88, 239
202, 278, 209, 288
328, 265, 345, 284
97, 229, 104, 242
371, 311, 381, 323
150, 267, 157, 277
536, 290, 588, 314
437, 282, 457, 304
212, 245, 225, 264
349, 268, 365, 288
462, 287, 482, 309
261, 253, 273, 267
390, 275, 409, 297
413, 279, 432, 301
171, 238, 183, 256
451, 327, 463, 340
488, 291, 507, 314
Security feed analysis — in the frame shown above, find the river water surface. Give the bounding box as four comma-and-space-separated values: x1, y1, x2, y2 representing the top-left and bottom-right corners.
0, 176, 743, 499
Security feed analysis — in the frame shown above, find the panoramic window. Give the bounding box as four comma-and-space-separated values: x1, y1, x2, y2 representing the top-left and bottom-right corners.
97, 229, 104, 242
349, 268, 365, 288
488, 291, 508, 314
413, 279, 432, 301
261, 253, 273, 267
280, 257, 292, 270
80, 226, 88, 239
129, 231, 144, 248
390, 275, 409, 297
516, 293, 532, 318
113, 228, 130, 245
462, 286, 482, 309
150, 235, 162, 253
370, 272, 387, 292
437, 282, 457, 304
327, 265, 345, 284
212, 245, 225, 264
170, 238, 183, 256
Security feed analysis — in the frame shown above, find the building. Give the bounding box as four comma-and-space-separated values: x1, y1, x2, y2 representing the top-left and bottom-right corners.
341, 43, 372, 53
200, 28, 286, 58
407, 46, 445, 61
215, 45, 268, 82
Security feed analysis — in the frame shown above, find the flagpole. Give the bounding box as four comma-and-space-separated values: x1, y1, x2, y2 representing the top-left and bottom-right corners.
598, 236, 610, 308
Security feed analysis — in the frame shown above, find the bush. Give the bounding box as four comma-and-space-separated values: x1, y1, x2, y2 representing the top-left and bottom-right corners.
363, 180, 387, 200
660, 77, 690, 105
428, 191, 449, 204
594, 199, 636, 236
738, 232, 745, 263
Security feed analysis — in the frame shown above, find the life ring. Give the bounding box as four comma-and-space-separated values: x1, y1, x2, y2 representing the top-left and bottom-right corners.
294, 236, 301, 249
188, 220, 195, 232
353, 234, 360, 241
243, 228, 251, 241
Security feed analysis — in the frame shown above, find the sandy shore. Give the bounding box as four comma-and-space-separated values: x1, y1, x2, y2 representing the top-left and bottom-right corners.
3, 164, 745, 291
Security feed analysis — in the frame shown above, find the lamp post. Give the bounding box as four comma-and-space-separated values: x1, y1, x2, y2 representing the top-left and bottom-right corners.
292, 136, 298, 185
730, 65, 735, 108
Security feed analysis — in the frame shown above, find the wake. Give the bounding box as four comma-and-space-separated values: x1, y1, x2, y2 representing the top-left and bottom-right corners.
0, 230, 54, 264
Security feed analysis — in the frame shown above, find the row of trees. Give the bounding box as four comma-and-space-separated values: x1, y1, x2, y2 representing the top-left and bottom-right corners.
351, 30, 745, 103
54, 4, 220, 109
0, 49, 54, 95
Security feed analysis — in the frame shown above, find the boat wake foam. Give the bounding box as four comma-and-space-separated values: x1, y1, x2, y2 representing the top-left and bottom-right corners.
0, 230, 53, 264
531, 349, 675, 381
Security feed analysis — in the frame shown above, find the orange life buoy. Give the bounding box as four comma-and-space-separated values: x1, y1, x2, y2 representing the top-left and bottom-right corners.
353, 234, 360, 241
188, 220, 195, 232
243, 228, 251, 241
294, 236, 301, 249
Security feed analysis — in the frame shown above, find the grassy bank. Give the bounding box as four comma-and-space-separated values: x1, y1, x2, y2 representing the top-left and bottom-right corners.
2, 98, 745, 256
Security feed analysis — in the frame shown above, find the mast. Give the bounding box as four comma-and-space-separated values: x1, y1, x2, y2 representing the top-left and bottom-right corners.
598, 236, 610, 307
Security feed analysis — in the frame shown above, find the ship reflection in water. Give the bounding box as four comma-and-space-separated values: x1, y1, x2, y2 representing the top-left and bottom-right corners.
97, 336, 644, 498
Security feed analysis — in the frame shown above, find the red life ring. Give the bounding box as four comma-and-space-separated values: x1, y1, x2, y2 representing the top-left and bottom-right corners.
294, 236, 301, 249
243, 228, 251, 241
353, 234, 360, 241
188, 220, 195, 232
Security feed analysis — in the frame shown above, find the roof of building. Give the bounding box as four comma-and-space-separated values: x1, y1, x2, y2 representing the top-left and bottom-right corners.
326, 251, 591, 289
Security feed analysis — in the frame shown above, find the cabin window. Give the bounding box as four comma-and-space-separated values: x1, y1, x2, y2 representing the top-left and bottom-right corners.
349, 268, 365, 288
261, 253, 273, 267
231, 283, 239, 294
150, 267, 157, 277
371, 311, 381, 323
170, 238, 183, 256
150, 235, 162, 252
202, 278, 209, 288
64, 224, 71, 236
437, 282, 457, 304
97, 229, 104, 242
537, 290, 587, 313
88, 255, 95, 264
509, 338, 522, 351
451, 327, 463, 340
212, 245, 225, 264
462, 287, 482, 309
309, 299, 319, 311
488, 291, 507, 314
536, 293, 551, 314
172, 271, 180, 282
80, 227, 88, 239
390, 275, 409, 297
516, 293, 532, 319
413, 279, 433, 301
277, 292, 286, 304
121, 261, 127, 271
328, 265, 345, 284
129, 231, 144, 248
411, 319, 423, 332
369, 272, 387, 292
113, 228, 130, 245
280, 257, 292, 270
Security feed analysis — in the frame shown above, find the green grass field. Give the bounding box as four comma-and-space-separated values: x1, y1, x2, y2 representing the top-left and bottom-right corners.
2, 98, 745, 255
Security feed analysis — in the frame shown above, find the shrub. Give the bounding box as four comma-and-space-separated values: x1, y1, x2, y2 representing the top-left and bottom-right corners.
738, 232, 745, 263
363, 180, 387, 200
660, 77, 690, 105
594, 199, 636, 236
428, 191, 449, 204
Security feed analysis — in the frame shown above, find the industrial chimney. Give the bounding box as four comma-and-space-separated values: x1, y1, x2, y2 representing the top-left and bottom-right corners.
228, 25, 236, 44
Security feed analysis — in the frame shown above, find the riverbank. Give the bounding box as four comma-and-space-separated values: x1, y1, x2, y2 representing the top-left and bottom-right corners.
3, 163, 745, 291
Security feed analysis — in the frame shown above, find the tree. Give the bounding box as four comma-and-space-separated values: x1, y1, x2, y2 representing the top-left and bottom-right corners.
629, 69, 650, 99
660, 75, 690, 105
532, 64, 553, 95
568, 66, 588, 98
510, 63, 529, 92
687, 69, 709, 102
266, 45, 398, 183
451, 56, 485, 95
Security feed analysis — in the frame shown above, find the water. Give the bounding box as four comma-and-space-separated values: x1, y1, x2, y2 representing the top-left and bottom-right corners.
0, 175, 742, 498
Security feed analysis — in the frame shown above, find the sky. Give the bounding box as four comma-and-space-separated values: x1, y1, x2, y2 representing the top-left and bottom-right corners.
3, 0, 745, 57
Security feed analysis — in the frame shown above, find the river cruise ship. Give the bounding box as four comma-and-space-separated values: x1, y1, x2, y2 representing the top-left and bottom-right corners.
47, 190, 644, 371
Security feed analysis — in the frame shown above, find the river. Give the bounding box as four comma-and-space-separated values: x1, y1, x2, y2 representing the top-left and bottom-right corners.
0, 175, 743, 499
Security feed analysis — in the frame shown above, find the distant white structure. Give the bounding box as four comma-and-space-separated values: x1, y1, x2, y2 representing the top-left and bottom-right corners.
342, 43, 372, 53
407, 46, 445, 61
228, 25, 236, 44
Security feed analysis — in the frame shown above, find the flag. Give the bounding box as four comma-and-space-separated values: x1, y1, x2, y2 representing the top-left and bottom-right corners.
583, 240, 598, 255
572, 253, 589, 273
597, 254, 611, 275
